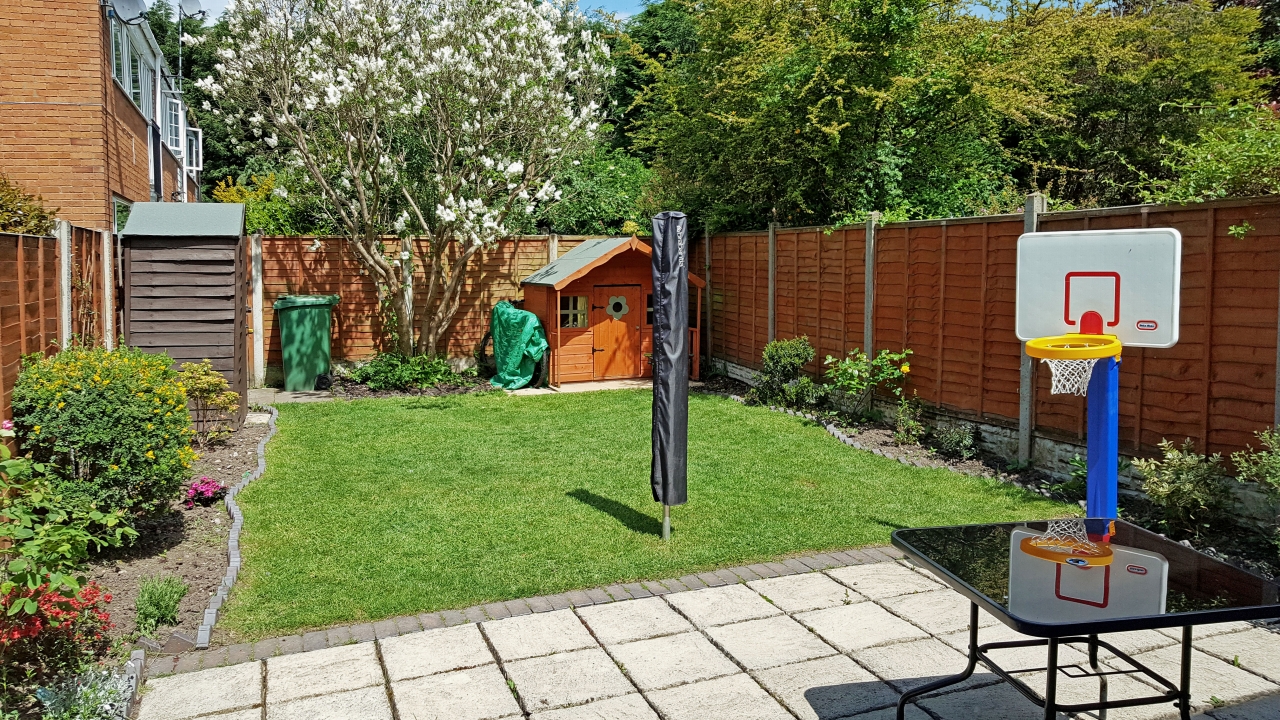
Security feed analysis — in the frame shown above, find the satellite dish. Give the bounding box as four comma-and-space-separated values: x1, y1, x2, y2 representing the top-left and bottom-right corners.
180, 0, 203, 16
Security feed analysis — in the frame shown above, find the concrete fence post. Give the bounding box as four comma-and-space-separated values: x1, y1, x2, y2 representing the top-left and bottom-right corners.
767, 222, 777, 343
101, 230, 115, 350
1018, 193, 1046, 465
548, 233, 559, 263
55, 220, 72, 348
864, 212, 879, 352
251, 232, 265, 388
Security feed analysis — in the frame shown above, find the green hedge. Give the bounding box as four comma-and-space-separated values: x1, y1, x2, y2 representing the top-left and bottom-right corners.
12, 347, 196, 517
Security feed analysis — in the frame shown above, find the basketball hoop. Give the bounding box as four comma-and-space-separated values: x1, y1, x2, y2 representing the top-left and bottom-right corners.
1019, 518, 1114, 567
1025, 334, 1122, 396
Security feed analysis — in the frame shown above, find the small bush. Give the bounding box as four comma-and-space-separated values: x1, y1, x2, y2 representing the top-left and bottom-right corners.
178, 360, 240, 445
1231, 427, 1280, 493
1133, 439, 1233, 535
931, 423, 976, 460
134, 575, 188, 636
12, 347, 196, 518
36, 668, 132, 720
893, 394, 926, 445
348, 353, 457, 391
185, 477, 226, 509
824, 348, 911, 417
751, 337, 827, 408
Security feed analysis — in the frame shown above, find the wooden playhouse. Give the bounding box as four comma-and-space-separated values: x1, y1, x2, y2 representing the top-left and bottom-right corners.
522, 236, 704, 386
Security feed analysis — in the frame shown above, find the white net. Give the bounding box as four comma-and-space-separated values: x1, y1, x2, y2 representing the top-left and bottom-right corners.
1041, 358, 1098, 396
1036, 518, 1100, 555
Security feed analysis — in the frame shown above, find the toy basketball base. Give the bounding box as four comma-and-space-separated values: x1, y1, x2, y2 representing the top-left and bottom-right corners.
1016, 229, 1181, 349
1009, 527, 1169, 623
1025, 334, 1122, 360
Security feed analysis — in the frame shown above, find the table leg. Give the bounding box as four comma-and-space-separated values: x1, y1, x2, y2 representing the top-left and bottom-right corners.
1090, 633, 1108, 720
896, 603, 978, 720
1044, 637, 1059, 720
1179, 626, 1193, 720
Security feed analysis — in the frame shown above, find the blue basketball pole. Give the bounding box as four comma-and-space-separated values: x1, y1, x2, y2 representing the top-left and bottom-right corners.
1086, 356, 1120, 518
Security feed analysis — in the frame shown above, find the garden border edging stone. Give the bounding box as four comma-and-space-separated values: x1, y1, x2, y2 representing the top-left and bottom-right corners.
194, 406, 279, 649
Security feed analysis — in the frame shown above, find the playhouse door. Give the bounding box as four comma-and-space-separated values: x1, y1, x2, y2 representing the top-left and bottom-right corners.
591, 285, 641, 379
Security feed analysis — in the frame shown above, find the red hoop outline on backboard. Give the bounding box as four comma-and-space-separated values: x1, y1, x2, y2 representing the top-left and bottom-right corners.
1055, 564, 1111, 608
1064, 272, 1121, 329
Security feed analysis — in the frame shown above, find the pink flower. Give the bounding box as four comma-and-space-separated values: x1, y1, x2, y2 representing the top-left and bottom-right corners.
1, 420, 12, 430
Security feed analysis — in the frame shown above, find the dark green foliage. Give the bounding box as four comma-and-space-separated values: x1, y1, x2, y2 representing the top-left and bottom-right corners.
12, 347, 196, 519
1134, 439, 1234, 535
134, 576, 188, 636
930, 423, 976, 460
348, 353, 458, 391
0, 173, 56, 235
534, 144, 652, 234
750, 337, 827, 409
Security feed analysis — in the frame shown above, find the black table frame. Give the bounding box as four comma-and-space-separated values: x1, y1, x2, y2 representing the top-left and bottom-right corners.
895, 603, 1192, 720
891, 524, 1280, 720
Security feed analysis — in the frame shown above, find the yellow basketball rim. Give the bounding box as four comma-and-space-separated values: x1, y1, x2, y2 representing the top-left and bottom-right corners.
1025, 334, 1123, 360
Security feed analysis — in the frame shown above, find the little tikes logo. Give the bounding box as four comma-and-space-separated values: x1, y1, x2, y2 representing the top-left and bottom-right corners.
1136, 320, 1158, 331
1126, 564, 1149, 575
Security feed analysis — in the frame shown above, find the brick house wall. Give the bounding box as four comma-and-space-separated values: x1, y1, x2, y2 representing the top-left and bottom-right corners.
0, 0, 195, 231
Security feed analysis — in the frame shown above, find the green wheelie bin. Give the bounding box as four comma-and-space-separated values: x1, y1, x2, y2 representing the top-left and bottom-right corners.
273, 294, 341, 391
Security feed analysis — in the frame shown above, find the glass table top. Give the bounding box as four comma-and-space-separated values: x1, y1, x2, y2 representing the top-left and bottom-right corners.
893, 519, 1280, 635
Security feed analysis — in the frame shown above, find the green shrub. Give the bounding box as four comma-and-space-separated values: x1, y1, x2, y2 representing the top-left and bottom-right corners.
1231, 427, 1280, 493
37, 669, 132, 720
12, 347, 196, 518
824, 348, 911, 417
178, 360, 240, 445
893, 394, 926, 446
348, 353, 458, 391
1133, 439, 1233, 535
751, 337, 827, 409
0, 172, 56, 235
931, 423, 976, 460
134, 575, 188, 636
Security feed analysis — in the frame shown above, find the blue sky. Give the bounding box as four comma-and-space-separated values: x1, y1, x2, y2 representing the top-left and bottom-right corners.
194, 0, 646, 21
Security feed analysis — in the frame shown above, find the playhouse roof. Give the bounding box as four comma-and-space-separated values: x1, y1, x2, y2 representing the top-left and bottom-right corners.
522, 236, 706, 290
120, 203, 245, 238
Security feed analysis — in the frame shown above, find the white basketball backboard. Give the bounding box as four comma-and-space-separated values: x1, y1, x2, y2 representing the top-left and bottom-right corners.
1007, 528, 1169, 624
1016, 229, 1182, 348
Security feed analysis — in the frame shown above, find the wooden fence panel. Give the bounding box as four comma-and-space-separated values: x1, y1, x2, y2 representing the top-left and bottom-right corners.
0, 233, 60, 424
709, 197, 1280, 459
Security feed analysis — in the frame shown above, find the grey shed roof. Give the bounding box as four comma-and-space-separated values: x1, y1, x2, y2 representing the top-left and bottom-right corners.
522, 237, 634, 287
120, 203, 245, 238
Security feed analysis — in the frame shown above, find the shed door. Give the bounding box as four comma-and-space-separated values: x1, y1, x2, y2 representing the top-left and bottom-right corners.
591, 285, 641, 379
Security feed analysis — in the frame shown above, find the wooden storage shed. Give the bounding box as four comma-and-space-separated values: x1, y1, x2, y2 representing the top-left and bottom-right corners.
522, 236, 704, 386
120, 203, 248, 426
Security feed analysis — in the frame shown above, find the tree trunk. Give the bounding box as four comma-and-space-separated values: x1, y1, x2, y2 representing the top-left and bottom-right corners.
418, 244, 480, 357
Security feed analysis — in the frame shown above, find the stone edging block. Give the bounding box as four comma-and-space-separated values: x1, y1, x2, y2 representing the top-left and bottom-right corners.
195, 406, 280, 649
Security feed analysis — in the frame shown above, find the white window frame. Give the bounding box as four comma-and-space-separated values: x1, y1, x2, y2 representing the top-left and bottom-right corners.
165, 98, 184, 152
185, 128, 203, 172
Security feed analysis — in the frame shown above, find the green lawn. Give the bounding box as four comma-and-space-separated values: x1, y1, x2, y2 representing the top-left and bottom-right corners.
221, 390, 1069, 638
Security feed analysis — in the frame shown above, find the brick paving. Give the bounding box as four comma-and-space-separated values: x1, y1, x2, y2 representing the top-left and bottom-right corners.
138, 549, 1280, 720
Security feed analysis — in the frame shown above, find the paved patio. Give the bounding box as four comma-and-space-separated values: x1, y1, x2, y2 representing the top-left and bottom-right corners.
137, 556, 1280, 720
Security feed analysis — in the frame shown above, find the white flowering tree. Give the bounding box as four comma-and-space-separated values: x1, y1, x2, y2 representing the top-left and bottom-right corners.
205, 0, 609, 356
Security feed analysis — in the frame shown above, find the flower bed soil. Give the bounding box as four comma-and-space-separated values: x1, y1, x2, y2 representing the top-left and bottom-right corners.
329, 376, 496, 400
88, 424, 269, 644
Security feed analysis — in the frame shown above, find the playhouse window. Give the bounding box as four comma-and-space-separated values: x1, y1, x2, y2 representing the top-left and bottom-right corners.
560, 296, 588, 328
643, 293, 699, 328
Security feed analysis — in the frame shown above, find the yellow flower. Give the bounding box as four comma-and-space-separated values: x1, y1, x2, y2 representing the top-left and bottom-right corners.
146, 450, 155, 459
110, 464, 119, 471
901, 363, 911, 374
33, 425, 40, 433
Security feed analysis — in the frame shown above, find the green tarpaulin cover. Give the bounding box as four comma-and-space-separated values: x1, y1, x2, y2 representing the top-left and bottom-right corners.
490, 301, 548, 390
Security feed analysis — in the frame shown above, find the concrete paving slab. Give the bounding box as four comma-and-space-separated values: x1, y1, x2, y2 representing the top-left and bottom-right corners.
245, 411, 272, 425
664, 584, 781, 627
608, 631, 740, 691
1125, 646, 1279, 709
200, 711, 262, 720
1209, 693, 1280, 719
747, 573, 864, 613
916, 681, 1048, 720
483, 608, 597, 661
839, 706, 932, 720
646, 673, 793, 720
380, 623, 495, 681
826, 563, 944, 600
265, 641, 383, 704
529, 693, 658, 719
877, 589, 1000, 636
504, 647, 633, 712
138, 661, 262, 720
577, 596, 693, 646
706, 615, 837, 670
851, 637, 998, 695
391, 664, 522, 720
266, 685, 392, 720
796, 602, 929, 653
1094, 630, 1180, 660
1156, 623, 1254, 642
1195, 628, 1280, 684
936, 622, 1090, 674
754, 654, 900, 720
272, 390, 334, 403
1017, 658, 1179, 715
